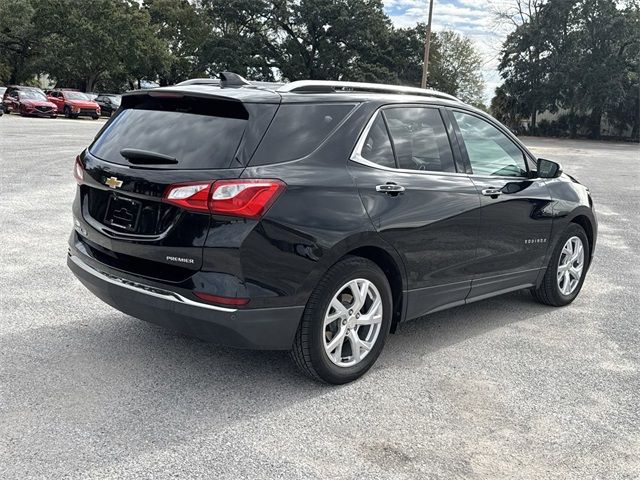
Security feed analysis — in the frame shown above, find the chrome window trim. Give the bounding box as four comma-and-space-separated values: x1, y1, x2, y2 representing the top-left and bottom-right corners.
349, 106, 535, 181
69, 254, 238, 313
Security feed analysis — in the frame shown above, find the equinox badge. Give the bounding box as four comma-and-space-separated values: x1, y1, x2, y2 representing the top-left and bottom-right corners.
105, 176, 123, 189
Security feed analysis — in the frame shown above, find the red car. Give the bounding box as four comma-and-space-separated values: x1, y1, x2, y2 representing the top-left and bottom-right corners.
3, 89, 58, 118
47, 90, 101, 119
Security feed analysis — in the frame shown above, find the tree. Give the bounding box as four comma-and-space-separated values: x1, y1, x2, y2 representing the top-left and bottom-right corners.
383, 25, 431, 86
0, 0, 490, 108
0, 0, 42, 84
495, 0, 640, 139
498, 6, 548, 132
491, 84, 522, 129
430, 30, 485, 106
571, 0, 637, 138
195, 0, 274, 80
144, 0, 206, 85
608, 2, 640, 139
34, 0, 168, 91
267, 0, 392, 81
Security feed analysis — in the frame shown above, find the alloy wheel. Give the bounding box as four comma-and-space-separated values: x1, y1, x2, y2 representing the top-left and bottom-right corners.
557, 236, 584, 295
323, 279, 383, 368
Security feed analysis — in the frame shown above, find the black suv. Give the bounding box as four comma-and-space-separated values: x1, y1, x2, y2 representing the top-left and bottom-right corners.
94, 93, 121, 117
68, 74, 597, 384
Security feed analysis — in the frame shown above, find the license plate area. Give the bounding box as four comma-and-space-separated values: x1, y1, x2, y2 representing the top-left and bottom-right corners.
104, 195, 142, 232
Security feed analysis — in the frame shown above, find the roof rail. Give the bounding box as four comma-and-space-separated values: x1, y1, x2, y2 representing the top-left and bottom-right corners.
176, 76, 286, 89
176, 78, 220, 86
277, 80, 459, 101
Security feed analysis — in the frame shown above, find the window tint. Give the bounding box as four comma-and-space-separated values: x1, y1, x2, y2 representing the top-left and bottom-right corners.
383, 107, 455, 172
360, 113, 395, 168
453, 111, 527, 177
252, 103, 355, 165
90, 96, 248, 169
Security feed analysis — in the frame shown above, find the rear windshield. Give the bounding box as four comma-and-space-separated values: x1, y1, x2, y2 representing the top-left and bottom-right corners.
90, 95, 248, 169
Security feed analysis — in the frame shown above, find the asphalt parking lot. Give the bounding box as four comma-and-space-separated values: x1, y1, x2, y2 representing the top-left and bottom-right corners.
1, 114, 639, 479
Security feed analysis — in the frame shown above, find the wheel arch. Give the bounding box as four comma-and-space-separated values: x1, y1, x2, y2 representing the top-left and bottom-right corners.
570, 214, 595, 258
346, 246, 405, 333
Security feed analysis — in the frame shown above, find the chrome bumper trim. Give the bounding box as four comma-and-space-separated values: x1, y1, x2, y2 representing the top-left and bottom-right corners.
69, 254, 237, 313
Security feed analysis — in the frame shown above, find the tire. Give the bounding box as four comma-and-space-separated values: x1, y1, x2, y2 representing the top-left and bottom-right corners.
91, 114, 99, 120
64, 106, 72, 118
291, 256, 393, 384
532, 223, 590, 307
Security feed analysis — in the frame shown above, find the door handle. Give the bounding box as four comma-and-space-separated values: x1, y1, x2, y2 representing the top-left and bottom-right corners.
376, 183, 406, 194
481, 187, 503, 197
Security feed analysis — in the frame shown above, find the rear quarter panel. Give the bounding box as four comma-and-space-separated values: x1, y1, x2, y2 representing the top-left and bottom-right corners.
239, 102, 406, 309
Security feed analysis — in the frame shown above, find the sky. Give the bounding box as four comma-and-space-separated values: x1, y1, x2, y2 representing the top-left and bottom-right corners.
383, 0, 512, 103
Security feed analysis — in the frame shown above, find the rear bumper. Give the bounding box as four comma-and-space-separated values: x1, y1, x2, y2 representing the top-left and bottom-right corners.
67, 252, 304, 350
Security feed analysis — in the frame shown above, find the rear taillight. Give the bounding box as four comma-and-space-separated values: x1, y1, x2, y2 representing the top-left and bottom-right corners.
73, 156, 84, 184
209, 179, 286, 219
163, 179, 286, 219
163, 182, 211, 212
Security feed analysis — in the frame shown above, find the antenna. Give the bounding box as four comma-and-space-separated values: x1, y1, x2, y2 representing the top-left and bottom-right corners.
219, 72, 252, 89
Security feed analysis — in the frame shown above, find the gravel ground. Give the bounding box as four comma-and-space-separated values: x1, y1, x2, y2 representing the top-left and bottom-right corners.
1, 114, 639, 479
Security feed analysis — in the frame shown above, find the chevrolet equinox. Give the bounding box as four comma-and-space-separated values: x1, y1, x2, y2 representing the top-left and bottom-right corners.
68, 73, 597, 384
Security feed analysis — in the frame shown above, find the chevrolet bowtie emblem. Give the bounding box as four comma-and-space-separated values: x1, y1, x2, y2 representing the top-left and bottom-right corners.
105, 177, 123, 189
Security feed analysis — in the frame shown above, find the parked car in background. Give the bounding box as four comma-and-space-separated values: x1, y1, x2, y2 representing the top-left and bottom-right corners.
0, 87, 5, 116
3, 85, 46, 98
47, 90, 101, 119
4, 90, 58, 118
94, 94, 121, 117
3, 85, 47, 114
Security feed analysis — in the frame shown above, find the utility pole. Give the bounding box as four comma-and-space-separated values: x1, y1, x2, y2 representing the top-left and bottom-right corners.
421, 0, 435, 89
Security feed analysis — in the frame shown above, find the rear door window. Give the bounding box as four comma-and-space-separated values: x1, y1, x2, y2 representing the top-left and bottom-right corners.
383, 107, 455, 172
89, 95, 249, 169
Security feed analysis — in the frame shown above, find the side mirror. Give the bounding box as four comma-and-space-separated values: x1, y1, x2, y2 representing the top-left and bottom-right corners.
537, 158, 563, 178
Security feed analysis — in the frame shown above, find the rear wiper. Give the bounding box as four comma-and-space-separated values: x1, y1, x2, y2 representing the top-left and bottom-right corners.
120, 148, 178, 165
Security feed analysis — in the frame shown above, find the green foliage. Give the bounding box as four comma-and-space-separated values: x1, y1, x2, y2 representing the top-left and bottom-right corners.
267, 0, 393, 81
491, 85, 522, 130
144, 0, 207, 85
33, 0, 168, 91
197, 0, 274, 80
429, 30, 485, 106
0, 0, 42, 84
0, 0, 487, 102
496, 0, 640, 139
382, 25, 486, 102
